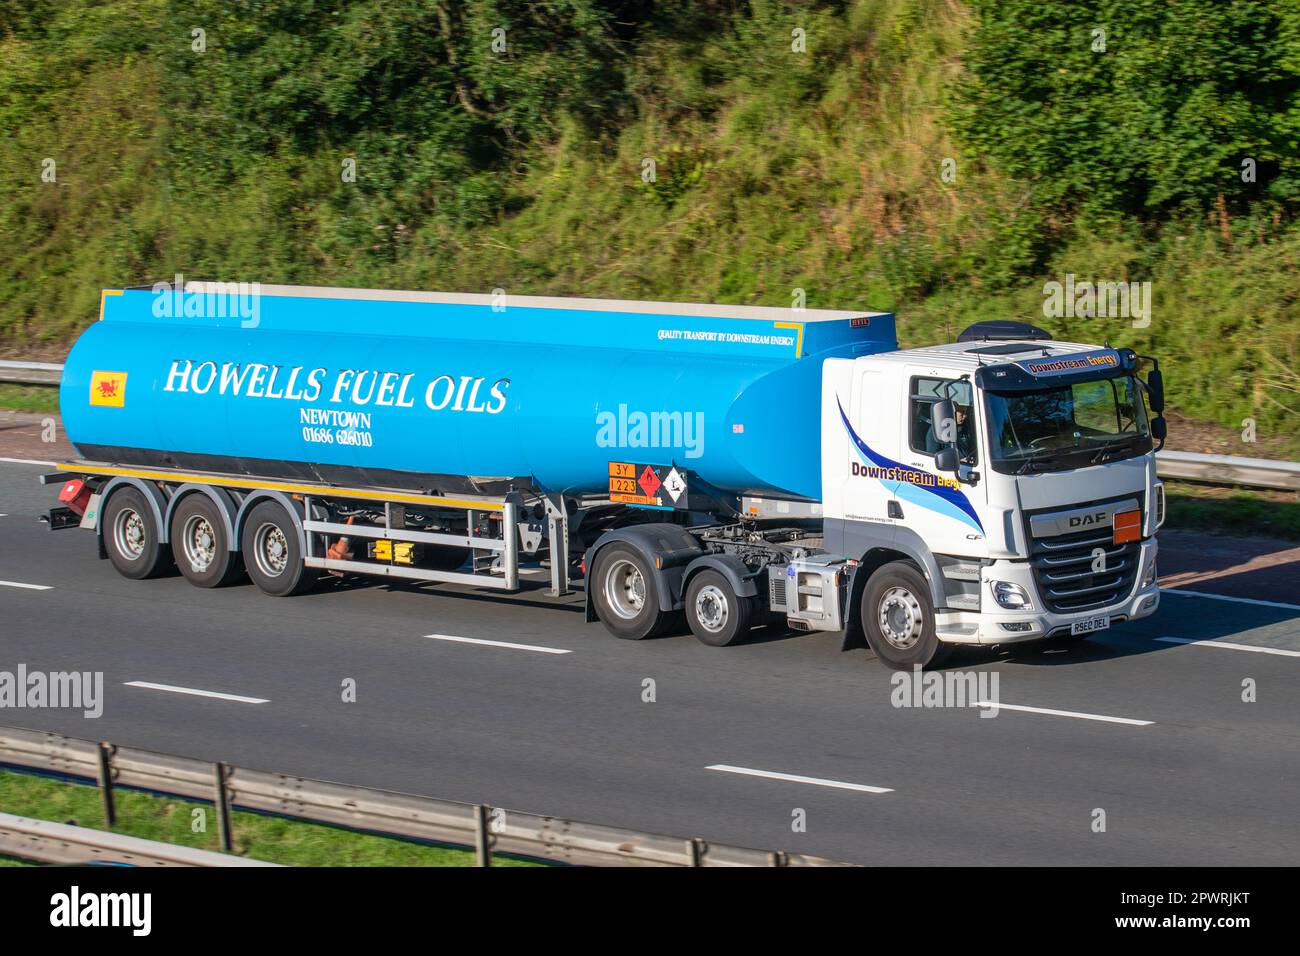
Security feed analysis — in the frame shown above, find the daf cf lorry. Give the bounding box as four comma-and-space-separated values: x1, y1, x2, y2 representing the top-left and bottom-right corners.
44, 283, 1167, 669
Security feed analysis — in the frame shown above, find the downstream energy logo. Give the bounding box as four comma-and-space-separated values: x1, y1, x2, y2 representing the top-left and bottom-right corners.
596, 404, 705, 459
50, 887, 151, 936
0, 665, 103, 718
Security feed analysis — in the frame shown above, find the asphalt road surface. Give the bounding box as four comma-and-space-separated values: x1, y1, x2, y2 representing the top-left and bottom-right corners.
1, 456, 1298, 865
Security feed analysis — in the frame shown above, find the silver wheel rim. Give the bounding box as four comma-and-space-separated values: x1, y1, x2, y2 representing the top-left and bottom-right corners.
603, 558, 646, 620
182, 514, 217, 572
253, 522, 290, 578
694, 584, 729, 633
113, 507, 146, 560
878, 586, 924, 650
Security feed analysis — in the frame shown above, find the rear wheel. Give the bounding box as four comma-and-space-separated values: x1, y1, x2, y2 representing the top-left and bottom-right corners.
103, 486, 171, 580
861, 561, 952, 670
241, 500, 317, 597
170, 494, 242, 587
685, 569, 754, 647
591, 544, 676, 640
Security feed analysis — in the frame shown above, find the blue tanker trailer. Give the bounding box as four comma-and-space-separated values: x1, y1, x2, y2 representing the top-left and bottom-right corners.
45, 282, 1168, 669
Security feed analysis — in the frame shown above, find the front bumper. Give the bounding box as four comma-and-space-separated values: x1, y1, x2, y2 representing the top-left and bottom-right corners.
935, 538, 1160, 645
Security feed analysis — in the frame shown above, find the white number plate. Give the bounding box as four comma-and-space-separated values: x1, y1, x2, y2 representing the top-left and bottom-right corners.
1071, 615, 1110, 636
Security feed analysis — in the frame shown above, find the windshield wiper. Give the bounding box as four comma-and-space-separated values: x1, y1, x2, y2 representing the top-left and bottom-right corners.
1088, 434, 1143, 464
1013, 455, 1056, 475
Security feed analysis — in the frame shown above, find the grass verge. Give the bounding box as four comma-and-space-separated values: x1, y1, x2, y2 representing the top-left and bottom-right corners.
1163, 481, 1300, 541
0, 768, 542, 867
0, 385, 59, 414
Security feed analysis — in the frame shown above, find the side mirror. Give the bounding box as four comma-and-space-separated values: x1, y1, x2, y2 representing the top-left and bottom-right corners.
1151, 415, 1167, 443
1147, 369, 1164, 415
935, 445, 959, 474
932, 399, 957, 445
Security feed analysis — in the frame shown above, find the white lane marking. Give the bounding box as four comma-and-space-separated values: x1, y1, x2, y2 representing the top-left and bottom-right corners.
974, 701, 1153, 726
0, 457, 57, 467
0, 580, 53, 591
705, 764, 893, 794
1162, 588, 1300, 613
124, 681, 269, 704
424, 633, 572, 655
1157, 636, 1300, 658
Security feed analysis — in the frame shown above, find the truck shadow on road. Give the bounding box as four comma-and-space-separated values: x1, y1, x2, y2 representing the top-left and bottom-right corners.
965, 597, 1300, 669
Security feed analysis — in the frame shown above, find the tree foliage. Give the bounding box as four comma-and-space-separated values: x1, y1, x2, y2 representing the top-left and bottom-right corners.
952, 0, 1300, 222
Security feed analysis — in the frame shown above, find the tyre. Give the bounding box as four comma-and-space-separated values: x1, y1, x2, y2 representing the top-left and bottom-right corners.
169, 494, 243, 588
241, 500, 317, 596
684, 569, 754, 647
861, 561, 952, 670
102, 486, 172, 580
591, 543, 675, 640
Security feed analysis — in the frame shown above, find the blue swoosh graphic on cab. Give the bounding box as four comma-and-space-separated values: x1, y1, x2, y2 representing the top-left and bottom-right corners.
836, 398, 984, 534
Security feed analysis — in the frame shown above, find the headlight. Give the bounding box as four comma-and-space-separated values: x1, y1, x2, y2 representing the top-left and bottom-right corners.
1142, 557, 1158, 589
992, 581, 1033, 610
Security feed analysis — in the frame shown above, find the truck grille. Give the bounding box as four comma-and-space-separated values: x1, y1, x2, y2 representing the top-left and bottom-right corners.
1027, 496, 1143, 614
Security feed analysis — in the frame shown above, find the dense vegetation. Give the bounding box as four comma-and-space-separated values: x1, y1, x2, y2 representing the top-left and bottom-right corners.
2, 0, 1297, 439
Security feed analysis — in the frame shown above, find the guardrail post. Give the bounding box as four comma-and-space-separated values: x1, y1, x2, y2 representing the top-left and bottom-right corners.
686, 838, 704, 866
214, 761, 233, 852
474, 804, 493, 867
96, 742, 116, 828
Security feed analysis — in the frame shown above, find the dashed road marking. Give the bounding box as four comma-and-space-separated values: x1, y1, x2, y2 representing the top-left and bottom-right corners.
975, 701, 1153, 726
1162, 588, 1300, 613
124, 681, 269, 704
1157, 636, 1300, 658
706, 764, 893, 794
424, 634, 572, 655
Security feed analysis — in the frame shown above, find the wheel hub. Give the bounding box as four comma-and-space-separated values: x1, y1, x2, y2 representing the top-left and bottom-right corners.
604, 559, 646, 620
114, 508, 146, 560
694, 584, 729, 633
254, 523, 289, 577
183, 515, 217, 572
878, 586, 924, 650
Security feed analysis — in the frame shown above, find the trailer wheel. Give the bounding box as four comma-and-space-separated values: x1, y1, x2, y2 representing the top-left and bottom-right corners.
592, 544, 676, 640
170, 495, 242, 588
861, 561, 952, 670
103, 486, 172, 580
685, 570, 754, 647
241, 500, 317, 597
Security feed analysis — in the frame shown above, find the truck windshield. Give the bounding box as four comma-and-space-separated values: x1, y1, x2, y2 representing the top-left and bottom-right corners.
983, 375, 1151, 474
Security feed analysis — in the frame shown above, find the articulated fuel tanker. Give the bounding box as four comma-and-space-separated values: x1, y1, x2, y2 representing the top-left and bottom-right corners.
46, 282, 1169, 669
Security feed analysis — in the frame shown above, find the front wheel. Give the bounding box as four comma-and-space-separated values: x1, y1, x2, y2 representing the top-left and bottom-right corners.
861, 561, 952, 670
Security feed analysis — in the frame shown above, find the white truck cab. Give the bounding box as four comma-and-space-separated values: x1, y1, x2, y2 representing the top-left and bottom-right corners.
813, 321, 1165, 668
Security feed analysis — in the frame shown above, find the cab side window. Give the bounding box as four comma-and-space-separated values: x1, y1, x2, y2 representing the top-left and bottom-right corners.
909, 377, 977, 463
